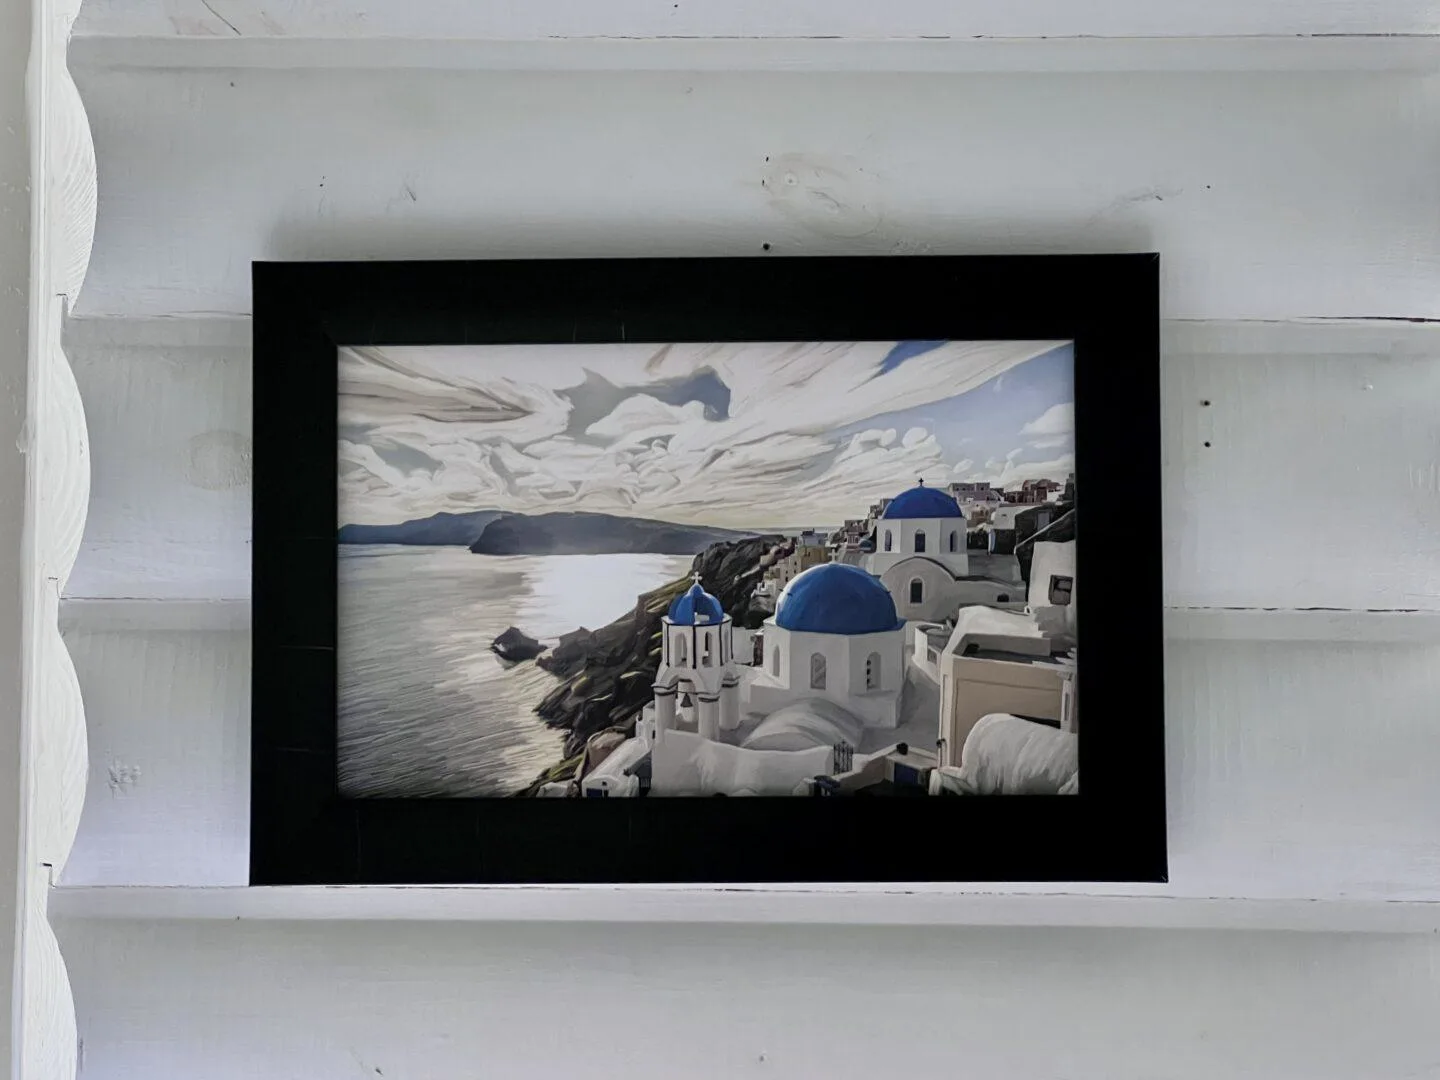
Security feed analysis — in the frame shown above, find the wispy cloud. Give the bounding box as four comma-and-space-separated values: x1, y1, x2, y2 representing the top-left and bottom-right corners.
338, 340, 1069, 529
1019, 402, 1074, 438
956, 452, 1076, 489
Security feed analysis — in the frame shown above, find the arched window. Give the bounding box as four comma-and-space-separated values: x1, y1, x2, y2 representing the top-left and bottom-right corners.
865, 652, 881, 690
701, 632, 713, 667
883, 530, 893, 552
810, 653, 827, 690
675, 634, 688, 666
996, 593, 1009, 603
771, 646, 781, 677
914, 529, 927, 553
909, 579, 924, 605
948, 531, 957, 552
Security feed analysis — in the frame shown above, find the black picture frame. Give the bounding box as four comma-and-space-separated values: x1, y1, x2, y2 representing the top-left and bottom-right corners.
252, 255, 1165, 885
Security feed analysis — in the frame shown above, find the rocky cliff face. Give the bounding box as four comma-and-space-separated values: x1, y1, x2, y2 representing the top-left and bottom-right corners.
529, 534, 784, 769
470, 511, 751, 556
338, 509, 500, 546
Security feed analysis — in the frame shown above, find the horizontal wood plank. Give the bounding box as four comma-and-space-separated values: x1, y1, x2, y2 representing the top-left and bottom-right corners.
61, 629, 250, 889
1164, 608, 1440, 643
47, 884, 1440, 933
54, 599, 1440, 643
70, 0, 1440, 41
61, 318, 1440, 611
69, 68, 1440, 321
58, 630, 1440, 901
66, 35, 1440, 75
52, 917, 1440, 1080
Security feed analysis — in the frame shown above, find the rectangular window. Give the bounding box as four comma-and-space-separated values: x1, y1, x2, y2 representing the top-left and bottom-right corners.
1049, 575, 1074, 605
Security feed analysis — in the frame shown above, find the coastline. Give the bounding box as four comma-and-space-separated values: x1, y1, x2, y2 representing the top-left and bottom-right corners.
517, 534, 784, 795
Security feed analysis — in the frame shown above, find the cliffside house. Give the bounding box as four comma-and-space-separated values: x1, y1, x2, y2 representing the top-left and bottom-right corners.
1003, 478, 1065, 505
763, 536, 831, 594
989, 502, 1060, 555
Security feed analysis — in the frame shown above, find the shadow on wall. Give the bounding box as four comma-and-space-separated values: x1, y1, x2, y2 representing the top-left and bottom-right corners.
263, 207, 1155, 264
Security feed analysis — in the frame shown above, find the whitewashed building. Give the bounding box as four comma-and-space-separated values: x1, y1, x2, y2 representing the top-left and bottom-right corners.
745, 562, 909, 728
865, 482, 1019, 621
1025, 537, 1077, 639
868, 481, 970, 578
644, 574, 743, 747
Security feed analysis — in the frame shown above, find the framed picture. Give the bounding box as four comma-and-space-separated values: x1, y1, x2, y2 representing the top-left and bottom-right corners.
252, 255, 1165, 884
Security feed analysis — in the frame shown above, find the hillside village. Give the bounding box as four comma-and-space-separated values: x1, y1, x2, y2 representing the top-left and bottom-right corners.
531, 473, 1079, 799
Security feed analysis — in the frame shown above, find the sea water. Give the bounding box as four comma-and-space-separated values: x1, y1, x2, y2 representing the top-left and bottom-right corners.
338, 546, 693, 797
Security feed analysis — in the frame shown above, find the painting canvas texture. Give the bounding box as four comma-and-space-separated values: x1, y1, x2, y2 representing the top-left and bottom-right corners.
337, 339, 1079, 800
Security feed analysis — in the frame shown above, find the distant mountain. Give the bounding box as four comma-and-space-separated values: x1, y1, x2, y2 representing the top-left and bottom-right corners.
338, 510, 501, 546
470, 511, 752, 556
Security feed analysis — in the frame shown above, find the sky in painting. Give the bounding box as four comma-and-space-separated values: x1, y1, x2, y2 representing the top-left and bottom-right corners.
338, 340, 1074, 530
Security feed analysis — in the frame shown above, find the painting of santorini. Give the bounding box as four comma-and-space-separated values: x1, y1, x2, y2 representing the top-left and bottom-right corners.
337, 340, 1079, 800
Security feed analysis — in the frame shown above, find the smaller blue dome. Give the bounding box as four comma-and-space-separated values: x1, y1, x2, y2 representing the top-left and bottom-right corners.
668, 579, 725, 625
775, 563, 903, 636
882, 483, 962, 520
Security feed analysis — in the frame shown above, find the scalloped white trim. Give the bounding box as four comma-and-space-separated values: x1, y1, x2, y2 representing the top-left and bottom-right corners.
20, 0, 95, 1077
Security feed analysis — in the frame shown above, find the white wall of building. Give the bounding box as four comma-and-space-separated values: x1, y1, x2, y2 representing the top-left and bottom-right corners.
651, 728, 832, 795
869, 517, 968, 577
882, 557, 959, 622
1027, 540, 1077, 625
991, 507, 1022, 531
880, 558, 1020, 622
749, 623, 906, 728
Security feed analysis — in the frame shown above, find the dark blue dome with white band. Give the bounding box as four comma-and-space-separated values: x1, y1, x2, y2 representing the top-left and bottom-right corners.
667, 579, 725, 625
881, 482, 963, 520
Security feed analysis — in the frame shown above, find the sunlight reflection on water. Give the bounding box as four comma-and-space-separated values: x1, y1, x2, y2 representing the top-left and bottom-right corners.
337, 547, 691, 797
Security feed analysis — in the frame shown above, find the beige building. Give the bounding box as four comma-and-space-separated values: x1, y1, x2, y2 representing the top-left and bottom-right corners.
764, 540, 829, 592
937, 650, 1075, 769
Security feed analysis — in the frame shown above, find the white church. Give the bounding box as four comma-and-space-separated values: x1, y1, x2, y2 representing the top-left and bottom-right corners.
742, 562, 908, 728
582, 566, 916, 797
864, 481, 1019, 622
638, 573, 743, 745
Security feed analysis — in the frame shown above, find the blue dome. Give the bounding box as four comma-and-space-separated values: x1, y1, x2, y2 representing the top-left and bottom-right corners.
668, 580, 725, 625
774, 564, 903, 636
881, 484, 963, 520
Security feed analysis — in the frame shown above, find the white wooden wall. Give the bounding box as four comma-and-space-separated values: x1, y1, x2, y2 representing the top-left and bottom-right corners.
1, 0, 31, 1072
34, 2, 1440, 1078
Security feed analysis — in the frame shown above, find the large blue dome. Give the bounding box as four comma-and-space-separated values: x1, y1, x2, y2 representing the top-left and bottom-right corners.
774, 563, 903, 636
668, 579, 725, 625
882, 484, 963, 520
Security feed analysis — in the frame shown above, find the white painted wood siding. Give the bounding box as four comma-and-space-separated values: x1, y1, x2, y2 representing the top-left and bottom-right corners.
68, 0, 1440, 40
51, 918, 1440, 1080
69, 69, 1439, 322
57, 629, 1440, 902
40, 14, 1440, 1080
60, 320, 1440, 613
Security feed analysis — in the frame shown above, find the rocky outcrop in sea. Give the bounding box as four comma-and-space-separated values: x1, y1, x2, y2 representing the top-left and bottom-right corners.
490, 626, 547, 663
